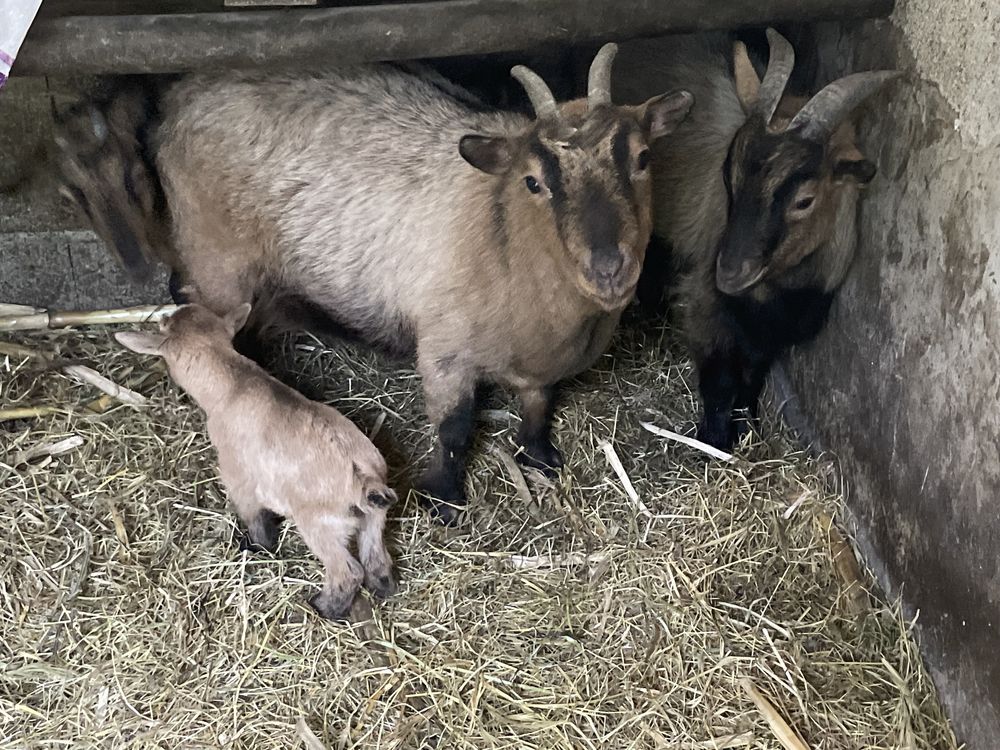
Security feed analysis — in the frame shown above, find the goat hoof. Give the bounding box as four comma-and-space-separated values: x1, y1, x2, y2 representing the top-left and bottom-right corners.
516, 440, 564, 477
244, 509, 283, 553
367, 572, 398, 600
415, 473, 467, 526
695, 419, 735, 452
308, 593, 354, 622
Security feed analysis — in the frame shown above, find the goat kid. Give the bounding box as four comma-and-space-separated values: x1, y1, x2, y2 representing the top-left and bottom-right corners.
615, 30, 899, 449
65, 47, 693, 524
116, 303, 396, 621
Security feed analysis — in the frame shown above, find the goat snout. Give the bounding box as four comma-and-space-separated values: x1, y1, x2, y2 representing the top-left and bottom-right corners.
715, 253, 766, 296
590, 247, 625, 281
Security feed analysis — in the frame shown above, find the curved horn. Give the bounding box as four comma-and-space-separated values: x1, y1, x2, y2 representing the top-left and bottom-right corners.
789, 70, 901, 141
511, 65, 559, 121
587, 42, 618, 109
754, 28, 795, 124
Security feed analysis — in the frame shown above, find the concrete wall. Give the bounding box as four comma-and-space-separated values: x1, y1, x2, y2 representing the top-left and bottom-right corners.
791, 6, 1000, 745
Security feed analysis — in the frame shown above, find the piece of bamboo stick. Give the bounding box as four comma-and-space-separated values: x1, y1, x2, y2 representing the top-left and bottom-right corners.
0, 304, 178, 332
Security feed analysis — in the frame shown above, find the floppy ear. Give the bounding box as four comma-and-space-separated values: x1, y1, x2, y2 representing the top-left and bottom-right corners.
115, 331, 167, 355
223, 302, 253, 336
638, 90, 694, 142
459, 135, 514, 175
733, 41, 761, 113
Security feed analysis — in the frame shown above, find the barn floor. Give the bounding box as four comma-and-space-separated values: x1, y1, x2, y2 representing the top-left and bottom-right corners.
0, 313, 958, 750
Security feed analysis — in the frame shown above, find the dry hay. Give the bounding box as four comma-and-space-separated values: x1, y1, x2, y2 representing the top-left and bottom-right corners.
0, 314, 959, 750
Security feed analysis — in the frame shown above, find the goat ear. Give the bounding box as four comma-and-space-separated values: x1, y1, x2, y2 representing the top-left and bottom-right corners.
459, 135, 513, 175
832, 143, 877, 184
115, 331, 167, 355
733, 41, 761, 113
834, 156, 877, 184
639, 90, 694, 142
224, 302, 253, 336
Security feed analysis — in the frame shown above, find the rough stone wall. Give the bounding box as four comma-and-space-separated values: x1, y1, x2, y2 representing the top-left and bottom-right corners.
791, 7, 1000, 746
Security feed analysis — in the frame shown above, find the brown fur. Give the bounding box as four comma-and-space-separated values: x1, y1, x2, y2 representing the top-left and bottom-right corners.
115, 304, 397, 621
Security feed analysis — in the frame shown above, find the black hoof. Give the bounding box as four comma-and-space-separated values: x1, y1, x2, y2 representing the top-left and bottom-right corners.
308, 592, 354, 622
415, 472, 467, 526
244, 509, 283, 552
695, 416, 735, 452
368, 572, 398, 600
516, 439, 564, 477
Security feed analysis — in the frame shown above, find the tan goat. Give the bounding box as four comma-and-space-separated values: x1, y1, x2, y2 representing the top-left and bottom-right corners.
116, 303, 396, 620
55, 46, 693, 525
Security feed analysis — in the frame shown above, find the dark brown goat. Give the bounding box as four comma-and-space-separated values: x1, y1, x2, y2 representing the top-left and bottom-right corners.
116, 303, 397, 620
615, 30, 899, 449
59, 48, 692, 523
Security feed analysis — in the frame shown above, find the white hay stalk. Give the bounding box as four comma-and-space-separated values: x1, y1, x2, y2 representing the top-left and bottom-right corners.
0, 304, 178, 331
12, 435, 84, 466
63, 365, 148, 406
296, 718, 329, 750
598, 440, 651, 517
640, 421, 735, 462
740, 677, 811, 750
508, 550, 609, 570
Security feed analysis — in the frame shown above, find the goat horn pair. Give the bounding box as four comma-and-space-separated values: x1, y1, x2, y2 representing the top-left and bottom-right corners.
511, 42, 619, 120
756, 27, 900, 140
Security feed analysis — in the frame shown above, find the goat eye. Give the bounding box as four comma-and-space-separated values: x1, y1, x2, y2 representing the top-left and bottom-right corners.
793, 195, 815, 212
525, 176, 542, 194
637, 149, 651, 171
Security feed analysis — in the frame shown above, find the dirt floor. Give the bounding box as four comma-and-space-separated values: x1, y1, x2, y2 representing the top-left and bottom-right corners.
0, 313, 959, 749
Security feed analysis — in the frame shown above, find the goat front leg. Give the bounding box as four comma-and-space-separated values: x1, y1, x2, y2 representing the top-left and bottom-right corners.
357, 505, 396, 600
299, 518, 364, 621
415, 355, 477, 526
732, 354, 771, 442
516, 385, 563, 476
695, 350, 741, 451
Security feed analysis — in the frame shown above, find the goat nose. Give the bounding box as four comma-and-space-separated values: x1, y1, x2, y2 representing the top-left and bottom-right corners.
592, 248, 624, 278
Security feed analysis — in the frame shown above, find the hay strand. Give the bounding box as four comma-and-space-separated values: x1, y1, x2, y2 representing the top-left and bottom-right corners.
0, 405, 58, 422
818, 511, 871, 616
599, 439, 651, 517
741, 677, 811, 750
62, 364, 148, 406
640, 420, 735, 461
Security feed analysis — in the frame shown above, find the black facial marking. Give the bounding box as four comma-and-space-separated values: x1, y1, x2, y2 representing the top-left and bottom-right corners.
529, 142, 565, 209
580, 180, 622, 258
106, 207, 147, 272
610, 123, 634, 197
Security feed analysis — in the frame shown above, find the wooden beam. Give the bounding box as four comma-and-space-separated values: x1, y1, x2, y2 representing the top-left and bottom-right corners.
14, 0, 895, 76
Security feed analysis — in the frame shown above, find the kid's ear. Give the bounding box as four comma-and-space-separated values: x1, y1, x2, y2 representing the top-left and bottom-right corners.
224, 302, 253, 336
459, 134, 514, 175
115, 331, 167, 355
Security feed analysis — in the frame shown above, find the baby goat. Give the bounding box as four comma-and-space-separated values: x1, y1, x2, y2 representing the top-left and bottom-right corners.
116, 304, 396, 620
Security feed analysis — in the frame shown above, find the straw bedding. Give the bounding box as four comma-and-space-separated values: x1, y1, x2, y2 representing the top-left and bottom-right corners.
0, 313, 958, 749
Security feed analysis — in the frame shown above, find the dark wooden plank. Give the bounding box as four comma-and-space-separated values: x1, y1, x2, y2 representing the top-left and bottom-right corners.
15, 0, 895, 76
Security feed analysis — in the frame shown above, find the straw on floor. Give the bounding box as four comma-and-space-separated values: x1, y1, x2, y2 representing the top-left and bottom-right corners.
0, 314, 959, 749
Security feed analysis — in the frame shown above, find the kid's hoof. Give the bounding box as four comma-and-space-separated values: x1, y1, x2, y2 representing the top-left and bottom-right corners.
308, 593, 354, 622
368, 572, 398, 600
